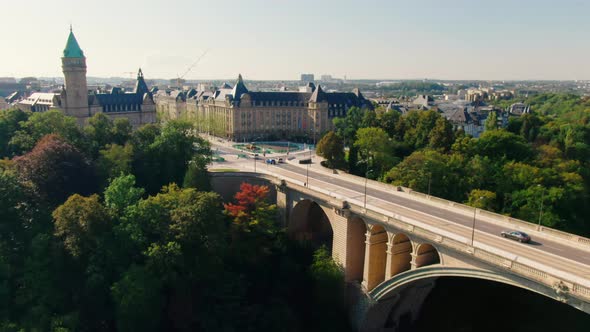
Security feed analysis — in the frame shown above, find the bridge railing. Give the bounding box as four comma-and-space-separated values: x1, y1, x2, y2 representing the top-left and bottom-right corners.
211, 171, 590, 303
284, 159, 590, 251
402, 189, 590, 251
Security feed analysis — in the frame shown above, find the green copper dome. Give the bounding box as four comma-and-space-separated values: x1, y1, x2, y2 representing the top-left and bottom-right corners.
63, 28, 84, 58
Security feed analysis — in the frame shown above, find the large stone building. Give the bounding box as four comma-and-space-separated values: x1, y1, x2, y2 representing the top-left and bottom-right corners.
155, 75, 372, 142
18, 27, 156, 127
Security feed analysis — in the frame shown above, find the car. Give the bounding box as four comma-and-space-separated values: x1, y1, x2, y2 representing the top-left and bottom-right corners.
500, 230, 531, 243
277, 158, 284, 163
266, 158, 276, 165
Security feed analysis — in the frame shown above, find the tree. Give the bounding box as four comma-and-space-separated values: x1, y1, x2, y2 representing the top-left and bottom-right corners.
429, 117, 454, 151
9, 110, 85, 155
14, 134, 96, 206
52, 194, 111, 258
378, 110, 401, 139
224, 182, 277, 234
474, 130, 533, 162
316, 131, 344, 169
333, 106, 365, 173
0, 108, 29, 158
132, 121, 211, 194
112, 118, 132, 145
85, 113, 114, 154
354, 127, 393, 177
182, 156, 211, 191
96, 143, 133, 188
466, 189, 497, 211
384, 150, 465, 200
111, 265, 163, 332
484, 111, 498, 131
104, 174, 145, 216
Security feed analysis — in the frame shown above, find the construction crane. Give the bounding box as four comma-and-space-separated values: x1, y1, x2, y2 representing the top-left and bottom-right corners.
175, 50, 209, 87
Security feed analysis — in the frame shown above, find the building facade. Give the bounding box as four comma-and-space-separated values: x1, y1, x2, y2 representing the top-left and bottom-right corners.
18, 27, 156, 127
155, 75, 372, 142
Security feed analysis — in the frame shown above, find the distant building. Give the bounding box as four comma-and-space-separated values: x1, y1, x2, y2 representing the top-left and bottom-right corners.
299, 82, 316, 93
444, 108, 484, 137
17, 27, 156, 127
0, 77, 16, 84
155, 75, 372, 142
300, 74, 314, 83
412, 95, 434, 109
508, 103, 530, 116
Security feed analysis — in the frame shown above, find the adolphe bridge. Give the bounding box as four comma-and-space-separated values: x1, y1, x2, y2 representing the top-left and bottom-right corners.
210, 170, 590, 331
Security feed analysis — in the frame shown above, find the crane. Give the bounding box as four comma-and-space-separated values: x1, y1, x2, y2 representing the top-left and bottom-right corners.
175, 49, 209, 87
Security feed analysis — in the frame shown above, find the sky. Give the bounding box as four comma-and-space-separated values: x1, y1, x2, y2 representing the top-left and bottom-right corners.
2, 0, 590, 81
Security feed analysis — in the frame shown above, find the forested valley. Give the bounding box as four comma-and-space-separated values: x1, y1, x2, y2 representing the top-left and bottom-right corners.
0, 110, 349, 331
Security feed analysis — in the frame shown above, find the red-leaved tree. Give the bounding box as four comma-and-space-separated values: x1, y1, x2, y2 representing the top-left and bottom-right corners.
224, 182, 277, 233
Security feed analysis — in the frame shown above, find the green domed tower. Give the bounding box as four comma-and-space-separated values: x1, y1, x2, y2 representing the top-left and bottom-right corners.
61, 26, 89, 119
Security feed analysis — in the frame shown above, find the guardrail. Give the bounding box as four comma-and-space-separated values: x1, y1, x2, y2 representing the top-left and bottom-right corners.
210, 171, 590, 303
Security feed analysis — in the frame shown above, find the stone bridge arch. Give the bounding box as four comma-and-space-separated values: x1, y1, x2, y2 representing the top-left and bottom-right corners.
386, 233, 413, 279
414, 243, 441, 268
360, 266, 589, 331
288, 199, 333, 251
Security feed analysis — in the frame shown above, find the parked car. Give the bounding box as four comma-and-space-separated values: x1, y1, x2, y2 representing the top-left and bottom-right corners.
278, 158, 284, 163
500, 230, 531, 243
299, 158, 312, 164
266, 158, 276, 165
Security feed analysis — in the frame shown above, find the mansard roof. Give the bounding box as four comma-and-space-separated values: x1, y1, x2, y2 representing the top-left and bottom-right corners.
95, 92, 144, 106
63, 27, 84, 58
95, 71, 154, 106
247, 92, 312, 103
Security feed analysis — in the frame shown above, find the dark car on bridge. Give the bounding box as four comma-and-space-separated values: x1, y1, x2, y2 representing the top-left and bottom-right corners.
500, 230, 531, 243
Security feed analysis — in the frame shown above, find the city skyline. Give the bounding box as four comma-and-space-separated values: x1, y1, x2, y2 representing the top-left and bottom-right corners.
2, 0, 590, 81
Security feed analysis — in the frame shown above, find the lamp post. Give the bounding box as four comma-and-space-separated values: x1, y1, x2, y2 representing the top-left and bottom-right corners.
538, 185, 545, 230
471, 196, 484, 247
364, 169, 373, 209
428, 173, 432, 196
305, 148, 311, 187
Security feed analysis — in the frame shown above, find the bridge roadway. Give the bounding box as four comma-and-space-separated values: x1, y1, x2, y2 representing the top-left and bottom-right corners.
211, 142, 590, 281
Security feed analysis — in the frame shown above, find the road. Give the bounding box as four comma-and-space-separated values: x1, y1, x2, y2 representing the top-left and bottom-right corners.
209, 140, 590, 278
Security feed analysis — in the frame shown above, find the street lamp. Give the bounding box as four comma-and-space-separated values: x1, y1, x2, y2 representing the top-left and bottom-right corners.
364, 169, 373, 209
305, 148, 312, 187
471, 196, 484, 247
424, 161, 431, 196
538, 184, 545, 230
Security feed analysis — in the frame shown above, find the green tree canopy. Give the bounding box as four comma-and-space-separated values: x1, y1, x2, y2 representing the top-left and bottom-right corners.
316, 131, 345, 169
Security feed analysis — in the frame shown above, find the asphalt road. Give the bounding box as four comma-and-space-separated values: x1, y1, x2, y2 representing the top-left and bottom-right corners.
210, 141, 590, 276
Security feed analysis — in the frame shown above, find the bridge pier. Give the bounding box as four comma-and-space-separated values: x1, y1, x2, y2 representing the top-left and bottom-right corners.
362, 225, 388, 291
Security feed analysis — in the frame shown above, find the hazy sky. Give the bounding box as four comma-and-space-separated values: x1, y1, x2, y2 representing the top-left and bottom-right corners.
2, 0, 589, 80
